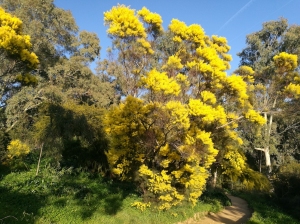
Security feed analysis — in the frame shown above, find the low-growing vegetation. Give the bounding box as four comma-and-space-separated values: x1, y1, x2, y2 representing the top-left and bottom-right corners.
0, 162, 228, 224
234, 191, 299, 224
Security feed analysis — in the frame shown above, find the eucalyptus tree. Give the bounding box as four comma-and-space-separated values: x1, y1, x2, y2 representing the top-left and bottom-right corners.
237, 18, 300, 173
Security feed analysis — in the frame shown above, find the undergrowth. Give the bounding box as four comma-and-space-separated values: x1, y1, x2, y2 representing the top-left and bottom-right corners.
0, 163, 228, 224
233, 191, 299, 224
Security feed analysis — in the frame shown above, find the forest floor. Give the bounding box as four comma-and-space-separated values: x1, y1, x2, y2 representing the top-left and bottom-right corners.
178, 194, 252, 224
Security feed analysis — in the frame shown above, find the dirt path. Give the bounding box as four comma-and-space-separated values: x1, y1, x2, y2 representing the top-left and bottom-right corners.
178, 195, 252, 224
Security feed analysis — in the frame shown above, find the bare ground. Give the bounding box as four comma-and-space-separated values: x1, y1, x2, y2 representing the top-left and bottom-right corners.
177, 195, 252, 224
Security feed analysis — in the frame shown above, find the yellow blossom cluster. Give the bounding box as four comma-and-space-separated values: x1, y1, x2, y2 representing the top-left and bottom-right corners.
226, 75, 249, 105
131, 201, 151, 211
138, 160, 209, 209
175, 73, 189, 87
188, 99, 227, 125
165, 101, 190, 129
211, 35, 232, 69
162, 55, 184, 70
104, 96, 153, 180
197, 47, 227, 71
104, 5, 146, 38
234, 65, 255, 83
222, 147, 247, 179
137, 7, 163, 33
211, 35, 230, 54
0, 7, 39, 67
235, 65, 255, 76
137, 38, 154, 54
273, 52, 297, 72
200, 91, 217, 105
272, 52, 300, 98
285, 83, 300, 98
141, 69, 181, 96
104, 5, 158, 56
169, 19, 206, 47
6, 139, 30, 159
245, 109, 266, 125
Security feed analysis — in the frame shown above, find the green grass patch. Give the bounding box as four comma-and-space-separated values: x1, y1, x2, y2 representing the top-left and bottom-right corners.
233, 191, 299, 224
0, 165, 227, 224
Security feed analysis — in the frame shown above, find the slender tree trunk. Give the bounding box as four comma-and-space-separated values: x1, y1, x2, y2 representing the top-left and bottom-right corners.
212, 169, 217, 188
255, 96, 277, 174
259, 150, 262, 173
255, 147, 272, 172
265, 147, 271, 173
36, 142, 44, 176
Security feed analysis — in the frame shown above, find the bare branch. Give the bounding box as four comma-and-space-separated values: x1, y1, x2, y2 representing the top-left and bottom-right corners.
0, 216, 18, 221
278, 122, 300, 135
216, 116, 244, 129
255, 147, 265, 152
6, 120, 18, 133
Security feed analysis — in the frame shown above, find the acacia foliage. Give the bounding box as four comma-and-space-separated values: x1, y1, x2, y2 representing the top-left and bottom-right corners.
0, 0, 78, 70
0, 2, 116, 174
0, 7, 38, 67
0, 6, 39, 96
102, 5, 266, 210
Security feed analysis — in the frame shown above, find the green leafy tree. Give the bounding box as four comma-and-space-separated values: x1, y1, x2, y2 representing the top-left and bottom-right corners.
1, 1, 116, 172
31, 101, 109, 172
0, 0, 110, 105
237, 18, 300, 173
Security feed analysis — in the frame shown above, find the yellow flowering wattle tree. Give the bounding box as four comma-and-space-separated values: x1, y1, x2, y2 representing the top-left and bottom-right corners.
0, 7, 39, 96
102, 5, 266, 210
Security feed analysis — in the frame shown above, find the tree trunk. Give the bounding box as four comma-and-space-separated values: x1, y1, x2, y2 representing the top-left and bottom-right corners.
212, 169, 217, 188
255, 98, 277, 174
265, 147, 271, 173
36, 143, 44, 176
255, 147, 272, 173
259, 150, 262, 173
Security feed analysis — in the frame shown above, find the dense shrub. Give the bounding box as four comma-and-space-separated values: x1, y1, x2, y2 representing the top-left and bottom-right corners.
273, 163, 300, 219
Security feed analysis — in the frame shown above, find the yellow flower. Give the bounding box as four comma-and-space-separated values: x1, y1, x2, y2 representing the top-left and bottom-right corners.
141, 69, 181, 95
285, 83, 300, 98
274, 52, 297, 71
245, 109, 265, 125
0, 7, 39, 67
137, 7, 163, 33
162, 55, 183, 70
7, 139, 30, 159
104, 5, 146, 38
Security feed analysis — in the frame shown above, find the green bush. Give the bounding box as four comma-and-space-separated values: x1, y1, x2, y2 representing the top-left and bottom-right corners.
233, 191, 299, 224
200, 188, 232, 210
273, 163, 300, 219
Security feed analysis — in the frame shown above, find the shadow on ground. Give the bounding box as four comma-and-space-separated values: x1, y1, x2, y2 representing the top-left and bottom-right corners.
0, 186, 45, 224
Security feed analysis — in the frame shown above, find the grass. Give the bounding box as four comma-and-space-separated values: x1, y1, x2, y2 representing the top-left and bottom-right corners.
0, 164, 228, 224
232, 191, 300, 224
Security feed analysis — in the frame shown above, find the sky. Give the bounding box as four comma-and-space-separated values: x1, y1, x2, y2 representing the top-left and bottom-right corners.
54, 0, 300, 74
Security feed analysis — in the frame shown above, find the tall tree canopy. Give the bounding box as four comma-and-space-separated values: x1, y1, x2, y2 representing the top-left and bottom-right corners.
236, 18, 300, 173
0, 1, 116, 171
238, 18, 300, 72
102, 5, 267, 210
0, 0, 78, 70
0, 6, 38, 97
